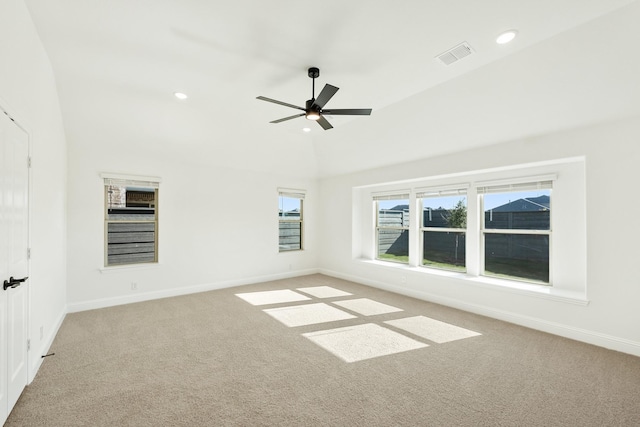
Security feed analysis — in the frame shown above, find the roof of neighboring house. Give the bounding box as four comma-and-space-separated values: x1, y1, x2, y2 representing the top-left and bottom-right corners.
389, 205, 409, 211
489, 195, 550, 212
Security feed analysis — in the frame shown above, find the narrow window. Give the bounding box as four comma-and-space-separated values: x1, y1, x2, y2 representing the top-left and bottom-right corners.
279, 190, 305, 252
419, 189, 467, 272
374, 193, 410, 264
104, 176, 159, 266
479, 180, 552, 284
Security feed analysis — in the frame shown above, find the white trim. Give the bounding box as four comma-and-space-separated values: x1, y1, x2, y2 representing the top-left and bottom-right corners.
278, 187, 306, 199
319, 268, 640, 357
475, 173, 556, 190
356, 259, 585, 304
100, 172, 162, 183
29, 306, 66, 384
372, 190, 411, 200
67, 269, 320, 313
415, 183, 469, 198
99, 263, 161, 274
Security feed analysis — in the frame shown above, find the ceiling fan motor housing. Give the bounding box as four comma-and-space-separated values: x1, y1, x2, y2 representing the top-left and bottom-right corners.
306, 99, 319, 112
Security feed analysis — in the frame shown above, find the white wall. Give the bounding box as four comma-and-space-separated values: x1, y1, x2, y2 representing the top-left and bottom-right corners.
66, 136, 318, 310
312, 1, 640, 178
0, 0, 68, 379
319, 116, 640, 356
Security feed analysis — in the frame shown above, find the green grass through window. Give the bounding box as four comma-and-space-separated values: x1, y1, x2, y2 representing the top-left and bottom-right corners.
377, 253, 409, 263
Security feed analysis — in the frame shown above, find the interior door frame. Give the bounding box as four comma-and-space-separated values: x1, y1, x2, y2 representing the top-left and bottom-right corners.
0, 98, 32, 392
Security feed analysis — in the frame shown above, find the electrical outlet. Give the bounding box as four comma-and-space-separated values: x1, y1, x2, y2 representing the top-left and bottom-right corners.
131, 282, 138, 290
40, 326, 44, 340
400, 275, 407, 284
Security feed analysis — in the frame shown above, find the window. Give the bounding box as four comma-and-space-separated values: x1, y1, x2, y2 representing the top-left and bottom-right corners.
419, 188, 467, 272
103, 175, 160, 266
279, 189, 305, 251
367, 177, 556, 285
356, 160, 588, 301
374, 193, 409, 264
480, 180, 552, 284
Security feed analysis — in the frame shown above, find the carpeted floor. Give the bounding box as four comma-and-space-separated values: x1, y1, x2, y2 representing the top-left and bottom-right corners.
6, 274, 640, 426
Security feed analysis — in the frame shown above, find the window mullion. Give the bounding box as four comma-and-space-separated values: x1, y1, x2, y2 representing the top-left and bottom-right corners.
422, 227, 467, 233
483, 229, 550, 235
408, 194, 419, 266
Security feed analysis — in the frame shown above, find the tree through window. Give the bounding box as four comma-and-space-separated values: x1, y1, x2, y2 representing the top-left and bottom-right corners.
419, 189, 467, 272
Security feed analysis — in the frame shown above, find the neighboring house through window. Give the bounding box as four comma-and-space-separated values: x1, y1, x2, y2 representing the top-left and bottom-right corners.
479, 179, 552, 284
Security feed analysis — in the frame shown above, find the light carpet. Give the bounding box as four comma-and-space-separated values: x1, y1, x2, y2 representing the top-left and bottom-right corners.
6, 274, 640, 426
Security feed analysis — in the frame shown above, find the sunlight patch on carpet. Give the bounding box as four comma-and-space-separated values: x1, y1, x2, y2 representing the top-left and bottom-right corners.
235, 289, 310, 306
296, 286, 352, 298
332, 298, 403, 316
263, 303, 356, 327
385, 316, 481, 343
303, 323, 428, 363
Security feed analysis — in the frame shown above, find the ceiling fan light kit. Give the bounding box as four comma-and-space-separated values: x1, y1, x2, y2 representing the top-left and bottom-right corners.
257, 67, 372, 130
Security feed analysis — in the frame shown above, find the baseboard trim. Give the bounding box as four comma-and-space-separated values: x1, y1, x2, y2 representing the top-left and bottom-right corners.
29, 306, 66, 383
320, 268, 640, 357
67, 269, 320, 313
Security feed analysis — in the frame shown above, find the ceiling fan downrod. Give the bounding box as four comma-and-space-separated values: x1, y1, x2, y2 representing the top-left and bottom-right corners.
308, 67, 320, 101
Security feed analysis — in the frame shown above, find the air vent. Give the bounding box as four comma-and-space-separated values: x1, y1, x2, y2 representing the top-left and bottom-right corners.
436, 42, 474, 65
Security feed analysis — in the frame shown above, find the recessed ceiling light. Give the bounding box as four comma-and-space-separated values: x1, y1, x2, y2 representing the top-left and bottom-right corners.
496, 30, 518, 45
174, 92, 188, 100
302, 127, 311, 133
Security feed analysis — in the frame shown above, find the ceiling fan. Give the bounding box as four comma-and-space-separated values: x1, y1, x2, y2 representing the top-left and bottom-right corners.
256, 67, 372, 130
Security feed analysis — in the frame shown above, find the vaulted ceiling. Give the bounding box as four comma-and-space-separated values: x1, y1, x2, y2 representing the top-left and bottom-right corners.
25, 0, 640, 177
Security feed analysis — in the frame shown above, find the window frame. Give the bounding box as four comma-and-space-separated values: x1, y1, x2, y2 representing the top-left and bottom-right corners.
355, 159, 588, 304
366, 177, 557, 286
278, 189, 305, 252
374, 193, 410, 264
418, 188, 468, 273
102, 174, 161, 268
478, 180, 553, 284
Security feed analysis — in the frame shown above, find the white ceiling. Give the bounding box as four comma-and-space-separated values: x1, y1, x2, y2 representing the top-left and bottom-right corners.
24, 0, 640, 177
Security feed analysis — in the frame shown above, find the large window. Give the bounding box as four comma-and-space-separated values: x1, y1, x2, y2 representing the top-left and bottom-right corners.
358, 161, 588, 300
369, 177, 555, 286
480, 180, 552, 284
279, 190, 305, 252
419, 188, 467, 272
374, 194, 409, 264
103, 175, 159, 266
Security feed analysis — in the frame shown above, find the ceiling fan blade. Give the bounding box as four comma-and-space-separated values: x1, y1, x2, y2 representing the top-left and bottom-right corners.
322, 108, 372, 116
312, 84, 339, 109
257, 96, 305, 111
270, 113, 305, 124
317, 115, 333, 130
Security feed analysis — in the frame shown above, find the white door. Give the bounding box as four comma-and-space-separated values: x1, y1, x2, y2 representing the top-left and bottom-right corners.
0, 111, 29, 424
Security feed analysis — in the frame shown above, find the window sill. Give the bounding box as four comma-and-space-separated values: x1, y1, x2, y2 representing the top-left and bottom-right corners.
467, 276, 588, 306
357, 259, 588, 306
99, 263, 161, 274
